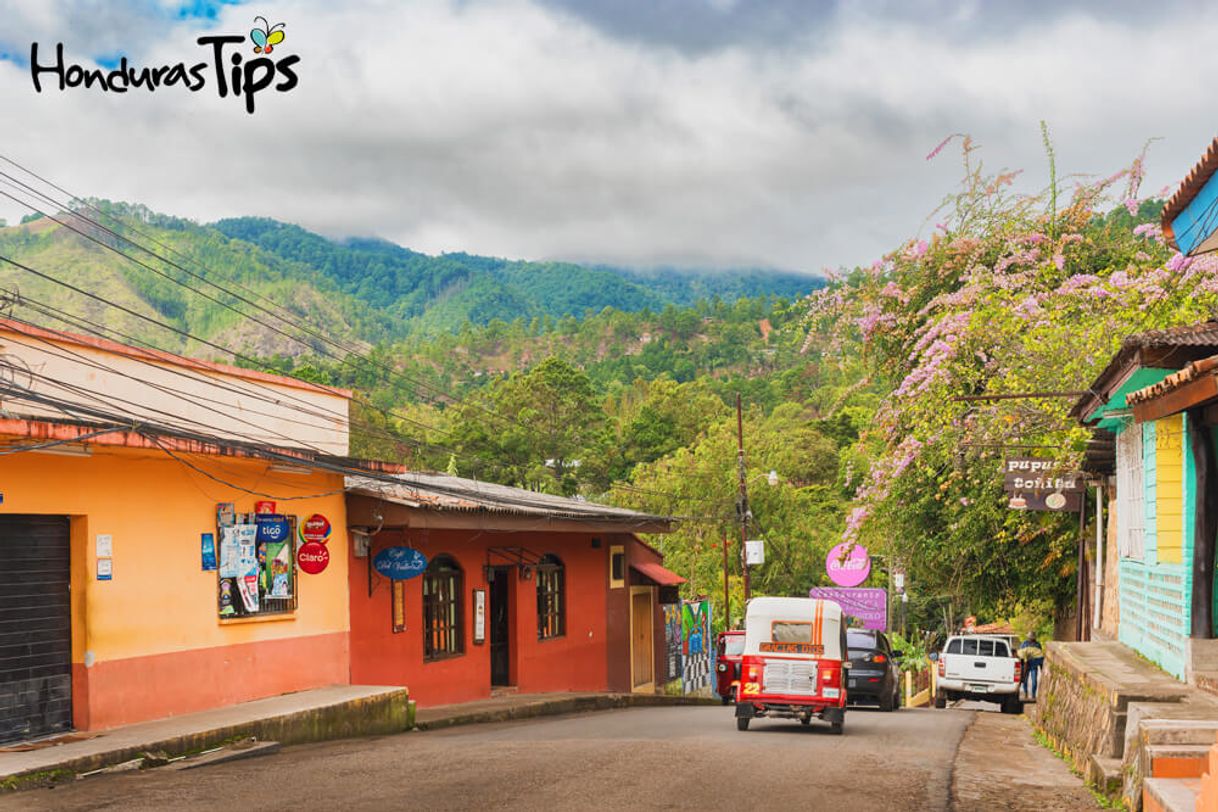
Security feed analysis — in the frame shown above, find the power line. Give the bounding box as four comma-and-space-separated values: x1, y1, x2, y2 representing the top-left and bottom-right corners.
0, 158, 532, 433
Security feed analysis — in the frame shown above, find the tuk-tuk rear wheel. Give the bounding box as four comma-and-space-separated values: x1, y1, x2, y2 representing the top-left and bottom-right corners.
830, 720, 844, 735
736, 717, 750, 731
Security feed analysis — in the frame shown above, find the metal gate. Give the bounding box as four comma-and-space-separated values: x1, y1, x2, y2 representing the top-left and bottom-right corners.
0, 516, 72, 743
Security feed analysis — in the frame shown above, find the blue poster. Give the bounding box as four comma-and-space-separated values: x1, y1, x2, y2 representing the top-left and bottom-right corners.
201, 532, 216, 571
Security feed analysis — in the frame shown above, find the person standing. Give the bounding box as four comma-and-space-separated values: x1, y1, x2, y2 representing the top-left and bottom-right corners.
1018, 632, 1045, 699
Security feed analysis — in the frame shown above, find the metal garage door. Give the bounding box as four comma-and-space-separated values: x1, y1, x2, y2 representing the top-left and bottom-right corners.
0, 516, 72, 744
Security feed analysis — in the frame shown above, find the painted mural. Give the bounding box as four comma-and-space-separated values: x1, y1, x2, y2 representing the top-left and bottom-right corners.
681, 599, 713, 696
662, 603, 683, 696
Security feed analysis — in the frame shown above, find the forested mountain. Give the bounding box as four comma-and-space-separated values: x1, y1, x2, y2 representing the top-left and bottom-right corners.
0, 203, 821, 357
214, 217, 820, 333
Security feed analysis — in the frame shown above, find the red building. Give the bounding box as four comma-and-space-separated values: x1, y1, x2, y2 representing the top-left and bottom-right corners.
345, 474, 682, 706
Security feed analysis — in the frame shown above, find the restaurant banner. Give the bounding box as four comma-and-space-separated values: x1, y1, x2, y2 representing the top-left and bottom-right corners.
810, 586, 887, 631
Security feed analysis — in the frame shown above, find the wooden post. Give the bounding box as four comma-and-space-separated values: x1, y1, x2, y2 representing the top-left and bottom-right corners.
1076, 491, 1088, 642
722, 534, 731, 629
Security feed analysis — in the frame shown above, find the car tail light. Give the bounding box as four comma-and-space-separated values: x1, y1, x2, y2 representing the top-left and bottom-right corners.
748, 666, 758, 680
1014, 659, 1022, 684
938, 658, 945, 677
821, 666, 838, 687
873, 654, 886, 664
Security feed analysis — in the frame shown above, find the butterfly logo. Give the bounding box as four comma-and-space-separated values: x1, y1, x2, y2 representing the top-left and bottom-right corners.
250, 16, 286, 54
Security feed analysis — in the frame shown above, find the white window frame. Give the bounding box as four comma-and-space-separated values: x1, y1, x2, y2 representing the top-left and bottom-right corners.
1116, 423, 1145, 560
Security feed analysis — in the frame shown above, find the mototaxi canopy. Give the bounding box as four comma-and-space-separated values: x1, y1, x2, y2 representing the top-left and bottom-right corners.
742, 596, 845, 661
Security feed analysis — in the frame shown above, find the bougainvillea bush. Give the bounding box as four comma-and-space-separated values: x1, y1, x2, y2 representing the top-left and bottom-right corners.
805, 133, 1218, 628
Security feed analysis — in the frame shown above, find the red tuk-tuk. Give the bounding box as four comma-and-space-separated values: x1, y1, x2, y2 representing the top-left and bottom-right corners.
715, 630, 746, 704
734, 597, 848, 734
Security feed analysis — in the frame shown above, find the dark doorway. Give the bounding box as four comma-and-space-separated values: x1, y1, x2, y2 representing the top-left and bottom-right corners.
489, 567, 512, 687
0, 515, 72, 744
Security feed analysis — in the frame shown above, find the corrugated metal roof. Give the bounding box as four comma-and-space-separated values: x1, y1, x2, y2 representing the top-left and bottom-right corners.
1163, 137, 1218, 251
1071, 322, 1218, 420
345, 472, 671, 527
1126, 354, 1218, 406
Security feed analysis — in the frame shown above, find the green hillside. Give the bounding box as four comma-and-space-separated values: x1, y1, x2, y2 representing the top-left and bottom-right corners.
0, 203, 820, 357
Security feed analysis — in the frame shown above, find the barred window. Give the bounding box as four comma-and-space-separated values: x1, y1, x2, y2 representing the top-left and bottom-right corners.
537, 554, 565, 640
1116, 424, 1145, 560
423, 555, 463, 659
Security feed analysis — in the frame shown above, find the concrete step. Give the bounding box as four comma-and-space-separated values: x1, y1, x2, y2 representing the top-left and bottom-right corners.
1087, 754, 1122, 797
1143, 777, 1200, 812
1147, 744, 1213, 779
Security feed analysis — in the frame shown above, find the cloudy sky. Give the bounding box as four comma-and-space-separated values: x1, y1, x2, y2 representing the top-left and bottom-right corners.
0, 0, 1215, 273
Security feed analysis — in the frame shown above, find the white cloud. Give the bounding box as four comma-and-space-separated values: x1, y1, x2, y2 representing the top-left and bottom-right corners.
0, 0, 1214, 272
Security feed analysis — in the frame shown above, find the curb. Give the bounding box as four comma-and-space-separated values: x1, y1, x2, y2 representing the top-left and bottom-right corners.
414, 693, 720, 732
1, 689, 412, 793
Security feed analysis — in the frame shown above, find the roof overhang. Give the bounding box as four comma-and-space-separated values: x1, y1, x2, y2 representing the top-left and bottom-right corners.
346, 490, 673, 535
1129, 356, 1218, 423
631, 561, 686, 587
1163, 137, 1218, 256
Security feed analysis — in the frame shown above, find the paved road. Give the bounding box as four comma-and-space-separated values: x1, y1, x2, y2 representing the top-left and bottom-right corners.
1, 705, 974, 811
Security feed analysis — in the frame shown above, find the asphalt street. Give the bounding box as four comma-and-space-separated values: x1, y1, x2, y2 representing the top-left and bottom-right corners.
0, 705, 977, 811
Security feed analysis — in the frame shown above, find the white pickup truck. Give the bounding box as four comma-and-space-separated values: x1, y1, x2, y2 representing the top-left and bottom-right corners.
933, 634, 1023, 714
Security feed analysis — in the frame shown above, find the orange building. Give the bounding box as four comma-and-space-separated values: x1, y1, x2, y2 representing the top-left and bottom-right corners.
0, 319, 364, 741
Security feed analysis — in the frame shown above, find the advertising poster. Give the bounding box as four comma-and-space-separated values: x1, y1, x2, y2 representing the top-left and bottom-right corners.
218, 525, 242, 578
267, 540, 292, 599
201, 532, 216, 571
235, 524, 259, 613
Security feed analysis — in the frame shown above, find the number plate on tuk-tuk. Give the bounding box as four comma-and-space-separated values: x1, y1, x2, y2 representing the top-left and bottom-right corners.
759, 642, 823, 655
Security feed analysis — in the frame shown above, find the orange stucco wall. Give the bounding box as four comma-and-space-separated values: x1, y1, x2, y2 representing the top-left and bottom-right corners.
0, 445, 351, 730
348, 529, 611, 706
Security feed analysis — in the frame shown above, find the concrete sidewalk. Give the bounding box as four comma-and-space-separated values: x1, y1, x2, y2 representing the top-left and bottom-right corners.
0, 685, 411, 791
952, 712, 1098, 810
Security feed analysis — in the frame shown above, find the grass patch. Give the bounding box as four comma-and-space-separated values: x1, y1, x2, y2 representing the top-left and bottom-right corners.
0, 768, 75, 793
1030, 723, 1119, 809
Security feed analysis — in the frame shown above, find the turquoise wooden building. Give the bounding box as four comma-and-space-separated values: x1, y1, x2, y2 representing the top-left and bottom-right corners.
1075, 329, 1218, 679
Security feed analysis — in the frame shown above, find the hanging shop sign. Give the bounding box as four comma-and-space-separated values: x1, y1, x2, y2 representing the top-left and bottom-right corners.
255, 500, 277, 515
1002, 458, 1083, 493
301, 513, 331, 544
297, 540, 330, 575
826, 542, 871, 587
373, 547, 428, 580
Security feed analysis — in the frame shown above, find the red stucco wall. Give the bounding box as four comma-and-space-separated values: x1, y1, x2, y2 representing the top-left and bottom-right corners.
348, 529, 613, 707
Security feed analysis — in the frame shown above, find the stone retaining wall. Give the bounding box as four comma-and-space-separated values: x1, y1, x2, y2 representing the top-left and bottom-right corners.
1033, 644, 1126, 773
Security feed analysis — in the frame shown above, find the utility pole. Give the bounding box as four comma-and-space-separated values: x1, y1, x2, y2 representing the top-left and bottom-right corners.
722, 535, 731, 629
736, 393, 751, 604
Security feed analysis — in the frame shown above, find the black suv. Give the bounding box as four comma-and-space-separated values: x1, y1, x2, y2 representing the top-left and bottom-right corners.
846, 628, 901, 711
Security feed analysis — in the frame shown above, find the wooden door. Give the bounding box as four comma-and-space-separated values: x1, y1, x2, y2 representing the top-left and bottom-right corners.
631, 589, 653, 690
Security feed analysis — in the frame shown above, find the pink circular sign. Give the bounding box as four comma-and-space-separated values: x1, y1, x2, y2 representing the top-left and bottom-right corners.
826, 542, 871, 587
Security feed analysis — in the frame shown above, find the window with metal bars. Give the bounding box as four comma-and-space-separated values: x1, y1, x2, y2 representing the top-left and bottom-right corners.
1116, 423, 1145, 560
423, 556, 463, 659
536, 554, 565, 640
216, 513, 298, 619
